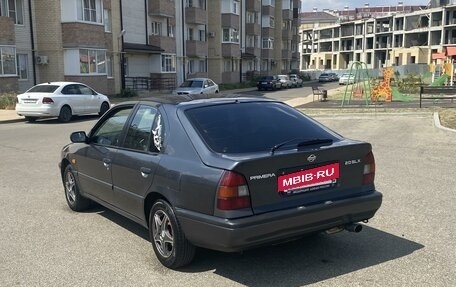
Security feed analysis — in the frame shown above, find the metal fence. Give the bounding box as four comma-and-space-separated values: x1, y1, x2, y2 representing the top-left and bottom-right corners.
125, 77, 176, 91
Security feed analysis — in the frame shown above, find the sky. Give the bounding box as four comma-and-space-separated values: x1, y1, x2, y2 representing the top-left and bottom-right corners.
301, 0, 429, 12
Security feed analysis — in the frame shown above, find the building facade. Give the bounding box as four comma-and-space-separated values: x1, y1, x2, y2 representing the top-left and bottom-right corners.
0, 0, 122, 94
1, 0, 300, 94
300, 3, 456, 71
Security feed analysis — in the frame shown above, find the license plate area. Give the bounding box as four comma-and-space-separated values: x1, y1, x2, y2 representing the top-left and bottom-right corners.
278, 162, 340, 196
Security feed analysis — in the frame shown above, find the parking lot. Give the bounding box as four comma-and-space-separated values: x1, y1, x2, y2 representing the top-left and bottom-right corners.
1, 97, 455, 286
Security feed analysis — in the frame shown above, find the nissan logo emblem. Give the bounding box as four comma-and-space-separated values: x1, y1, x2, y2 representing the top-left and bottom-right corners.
307, 154, 316, 162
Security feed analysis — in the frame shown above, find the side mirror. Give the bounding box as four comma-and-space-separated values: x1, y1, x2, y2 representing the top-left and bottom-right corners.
70, 131, 88, 143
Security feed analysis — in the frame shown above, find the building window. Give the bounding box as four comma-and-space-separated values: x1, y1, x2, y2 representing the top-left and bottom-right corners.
77, 0, 102, 23
222, 28, 239, 43
198, 0, 205, 9
106, 53, 113, 77
188, 28, 194, 40
263, 0, 275, 7
186, 0, 193, 8
262, 37, 274, 49
232, 0, 239, 14
161, 54, 176, 72
199, 29, 205, 41
103, 9, 111, 32
199, 60, 206, 72
188, 60, 194, 74
0, 46, 16, 76
151, 22, 162, 36
167, 23, 175, 37
247, 12, 258, 24
16, 53, 27, 79
223, 59, 231, 72
0, 0, 23, 24
79, 49, 106, 74
269, 16, 275, 28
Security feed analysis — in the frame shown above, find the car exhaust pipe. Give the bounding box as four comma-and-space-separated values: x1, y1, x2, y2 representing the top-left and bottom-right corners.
345, 223, 363, 233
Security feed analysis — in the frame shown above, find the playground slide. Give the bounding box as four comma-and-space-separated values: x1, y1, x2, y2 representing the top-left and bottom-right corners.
391, 87, 413, 102
430, 74, 450, 86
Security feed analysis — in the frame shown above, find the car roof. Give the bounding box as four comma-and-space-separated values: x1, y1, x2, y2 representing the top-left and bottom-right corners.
125, 95, 278, 107
185, 78, 210, 81
35, 81, 85, 86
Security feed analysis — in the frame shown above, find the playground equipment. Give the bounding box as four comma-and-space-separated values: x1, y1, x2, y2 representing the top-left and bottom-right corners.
341, 61, 371, 107
430, 74, 450, 86
370, 67, 394, 102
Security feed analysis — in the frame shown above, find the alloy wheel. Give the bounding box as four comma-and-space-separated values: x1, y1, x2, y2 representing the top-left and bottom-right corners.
152, 210, 174, 258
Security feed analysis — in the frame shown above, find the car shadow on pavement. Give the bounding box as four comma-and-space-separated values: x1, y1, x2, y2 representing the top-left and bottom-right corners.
22, 115, 100, 124
96, 205, 423, 285
182, 226, 424, 286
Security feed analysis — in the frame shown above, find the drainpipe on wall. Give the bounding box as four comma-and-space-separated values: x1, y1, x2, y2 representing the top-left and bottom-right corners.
120, 0, 125, 90
28, 0, 36, 85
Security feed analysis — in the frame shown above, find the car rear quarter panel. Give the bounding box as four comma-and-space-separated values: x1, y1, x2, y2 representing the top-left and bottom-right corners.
155, 105, 223, 216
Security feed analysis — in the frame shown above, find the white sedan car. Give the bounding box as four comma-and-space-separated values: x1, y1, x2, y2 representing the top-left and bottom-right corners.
175, 78, 219, 95
338, 73, 356, 85
15, 82, 111, 122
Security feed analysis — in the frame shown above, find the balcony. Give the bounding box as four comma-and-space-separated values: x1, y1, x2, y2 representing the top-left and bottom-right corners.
222, 14, 240, 29
262, 5, 274, 16
186, 40, 208, 57
245, 47, 261, 58
185, 7, 207, 25
246, 23, 261, 35
148, 0, 175, 17
282, 29, 293, 40
282, 9, 293, 20
0, 16, 15, 45
222, 43, 241, 58
246, 0, 261, 12
282, 50, 292, 59
262, 27, 274, 37
261, 49, 273, 59
149, 35, 176, 53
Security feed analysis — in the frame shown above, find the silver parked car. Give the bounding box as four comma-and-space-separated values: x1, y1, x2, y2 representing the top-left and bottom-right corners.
175, 78, 219, 95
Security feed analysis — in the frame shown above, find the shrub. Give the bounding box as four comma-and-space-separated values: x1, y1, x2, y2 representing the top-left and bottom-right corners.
119, 88, 138, 98
0, 93, 16, 110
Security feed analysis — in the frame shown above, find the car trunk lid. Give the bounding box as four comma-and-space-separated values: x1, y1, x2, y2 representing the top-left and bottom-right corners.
230, 141, 374, 214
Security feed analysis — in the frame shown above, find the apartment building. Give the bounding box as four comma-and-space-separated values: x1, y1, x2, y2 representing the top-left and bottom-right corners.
300, 2, 456, 71
122, 0, 301, 88
0, 0, 122, 94
1, 0, 300, 94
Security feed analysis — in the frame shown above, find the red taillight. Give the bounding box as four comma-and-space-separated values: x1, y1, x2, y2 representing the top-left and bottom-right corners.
42, 97, 54, 104
217, 171, 251, 210
362, 151, 376, 185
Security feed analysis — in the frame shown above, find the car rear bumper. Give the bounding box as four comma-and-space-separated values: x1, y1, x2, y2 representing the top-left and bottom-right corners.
15, 105, 60, 117
176, 191, 382, 252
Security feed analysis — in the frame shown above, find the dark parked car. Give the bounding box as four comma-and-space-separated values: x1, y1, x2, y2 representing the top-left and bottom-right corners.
60, 96, 382, 269
328, 73, 339, 81
257, 76, 282, 90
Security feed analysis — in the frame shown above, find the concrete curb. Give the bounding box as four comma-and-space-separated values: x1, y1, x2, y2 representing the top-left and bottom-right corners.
433, 112, 456, 133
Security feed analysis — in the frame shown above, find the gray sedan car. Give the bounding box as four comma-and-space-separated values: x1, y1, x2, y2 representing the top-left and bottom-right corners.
60, 96, 382, 269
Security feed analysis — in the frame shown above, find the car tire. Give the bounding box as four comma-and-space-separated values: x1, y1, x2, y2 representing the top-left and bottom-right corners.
149, 199, 195, 269
24, 116, 37, 122
99, 102, 110, 116
58, 106, 72, 122
63, 164, 91, 212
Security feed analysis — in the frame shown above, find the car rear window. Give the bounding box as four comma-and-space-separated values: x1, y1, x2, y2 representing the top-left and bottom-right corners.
26, 85, 59, 93
185, 102, 339, 154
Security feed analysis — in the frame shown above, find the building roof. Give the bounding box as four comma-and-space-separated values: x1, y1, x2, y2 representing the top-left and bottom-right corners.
300, 12, 338, 23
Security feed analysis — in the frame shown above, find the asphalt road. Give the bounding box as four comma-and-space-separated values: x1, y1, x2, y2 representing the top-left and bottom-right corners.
1, 94, 455, 286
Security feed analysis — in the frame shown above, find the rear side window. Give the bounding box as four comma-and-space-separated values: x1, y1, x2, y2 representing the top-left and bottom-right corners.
185, 102, 338, 154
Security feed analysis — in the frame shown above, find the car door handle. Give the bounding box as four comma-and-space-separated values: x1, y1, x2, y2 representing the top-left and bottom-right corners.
103, 158, 111, 168
140, 167, 151, 178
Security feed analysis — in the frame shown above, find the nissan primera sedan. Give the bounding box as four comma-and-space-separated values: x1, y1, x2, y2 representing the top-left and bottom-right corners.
60, 96, 382, 269
16, 82, 110, 122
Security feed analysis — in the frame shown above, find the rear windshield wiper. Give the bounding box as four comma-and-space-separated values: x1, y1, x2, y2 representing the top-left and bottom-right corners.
270, 138, 333, 155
